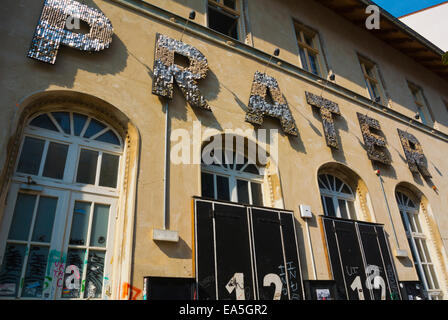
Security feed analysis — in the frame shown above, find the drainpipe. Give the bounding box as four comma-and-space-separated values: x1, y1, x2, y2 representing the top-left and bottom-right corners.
152, 100, 179, 243
376, 169, 407, 258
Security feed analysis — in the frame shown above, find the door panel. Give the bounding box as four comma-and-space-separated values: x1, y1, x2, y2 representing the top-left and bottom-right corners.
194, 198, 304, 300
0, 183, 68, 299
321, 216, 401, 300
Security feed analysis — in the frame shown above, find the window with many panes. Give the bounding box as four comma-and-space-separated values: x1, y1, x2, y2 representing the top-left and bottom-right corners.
318, 174, 357, 220
207, 0, 240, 40
201, 150, 264, 206
396, 191, 442, 300
295, 22, 325, 77
0, 111, 122, 299
408, 82, 433, 126
358, 56, 387, 105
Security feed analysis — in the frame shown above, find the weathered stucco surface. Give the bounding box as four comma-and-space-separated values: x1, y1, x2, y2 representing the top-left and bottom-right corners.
1, 0, 448, 299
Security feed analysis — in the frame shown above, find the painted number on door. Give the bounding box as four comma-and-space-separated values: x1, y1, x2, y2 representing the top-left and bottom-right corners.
350, 265, 386, 300
225, 273, 283, 300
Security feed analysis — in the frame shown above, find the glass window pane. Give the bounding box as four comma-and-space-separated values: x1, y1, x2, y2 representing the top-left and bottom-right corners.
84, 250, 105, 299
76, 149, 99, 185
22, 246, 49, 298
400, 211, 409, 233
408, 239, 418, 264
421, 240, 432, 263
338, 199, 349, 219
243, 164, 259, 174
341, 184, 351, 194
31, 196, 57, 243
29, 114, 58, 132
51, 112, 71, 134
318, 178, 326, 189
8, 193, 37, 241
304, 34, 314, 47
90, 204, 110, 247
16, 137, 45, 175
369, 81, 379, 100
69, 201, 91, 246
408, 214, 418, 233
324, 196, 336, 217
415, 239, 426, 262
413, 214, 423, 234
216, 175, 230, 201
99, 153, 119, 188
347, 201, 356, 221
299, 47, 308, 71
83, 119, 107, 139
0, 244, 27, 297
422, 265, 434, 289
73, 113, 88, 136
42, 142, 68, 180
95, 130, 120, 145
308, 53, 319, 75
236, 179, 249, 204
418, 108, 428, 125
251, 182, 263, 207
61, 249, 85, 298
429, 265, 439, 289
223, 0, 236, 9
201, 172, 214, 199
335, 177, 343, 192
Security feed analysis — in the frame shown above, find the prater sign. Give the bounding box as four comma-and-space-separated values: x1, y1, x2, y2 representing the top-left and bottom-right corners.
28, 0, 433, 179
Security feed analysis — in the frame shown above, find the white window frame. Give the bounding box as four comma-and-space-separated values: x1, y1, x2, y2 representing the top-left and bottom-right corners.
358, 56, 387, 106
408, 83, 433, 127
55, 192, 116, 300
201, 149, 265, 206
396, 191, 442, 300
294, 22, 327, 77
0, 111, 123, 300
318, 174, 356, 220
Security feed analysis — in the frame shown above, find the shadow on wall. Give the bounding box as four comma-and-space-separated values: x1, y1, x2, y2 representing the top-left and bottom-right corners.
154, 236, 192, 260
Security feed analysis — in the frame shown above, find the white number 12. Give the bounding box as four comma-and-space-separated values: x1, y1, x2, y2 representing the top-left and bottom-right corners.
225, 273, 283, 300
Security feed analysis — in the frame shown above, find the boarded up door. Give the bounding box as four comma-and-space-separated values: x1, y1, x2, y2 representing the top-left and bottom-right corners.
321, 216, 401, 300
194, 198, 304, 300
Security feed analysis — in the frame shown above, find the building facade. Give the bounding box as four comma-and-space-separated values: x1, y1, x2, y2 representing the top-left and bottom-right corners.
0, 0, 448, 300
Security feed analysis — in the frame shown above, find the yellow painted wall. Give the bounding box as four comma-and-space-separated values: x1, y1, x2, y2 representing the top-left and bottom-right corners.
1, 0, 448, 299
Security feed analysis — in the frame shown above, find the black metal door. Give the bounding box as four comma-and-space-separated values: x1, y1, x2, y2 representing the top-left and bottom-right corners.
321, 216, 402, 300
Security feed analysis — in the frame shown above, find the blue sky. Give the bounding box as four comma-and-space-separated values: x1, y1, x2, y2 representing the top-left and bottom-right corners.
373, 0, 447, 17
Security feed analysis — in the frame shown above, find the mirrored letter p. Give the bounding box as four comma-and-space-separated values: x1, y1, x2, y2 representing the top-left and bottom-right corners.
28, 0, 113, 64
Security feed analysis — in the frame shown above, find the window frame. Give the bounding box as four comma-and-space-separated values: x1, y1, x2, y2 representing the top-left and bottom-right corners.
396, 191, 442, 300
0, 185, 69, 300
207, 0, 242, 41
407, 82, 434, 127
294, 21, 326, 77
56, 192, 117, 300
358, 55, 387, 105
201, 147, 265, 206
14, 112, 123, 197
318, 174, 356, 220
0, 111, 124, 300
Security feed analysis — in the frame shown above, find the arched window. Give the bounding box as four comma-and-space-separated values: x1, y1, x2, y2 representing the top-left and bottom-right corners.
318, 173, 356, 220
396, 191, 441, 300
0, 111, 123, 300
201, 149, 264, 206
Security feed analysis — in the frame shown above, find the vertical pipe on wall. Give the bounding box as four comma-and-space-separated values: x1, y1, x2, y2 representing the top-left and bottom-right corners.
163, 100, 170, 230
377, 173, 400, 249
